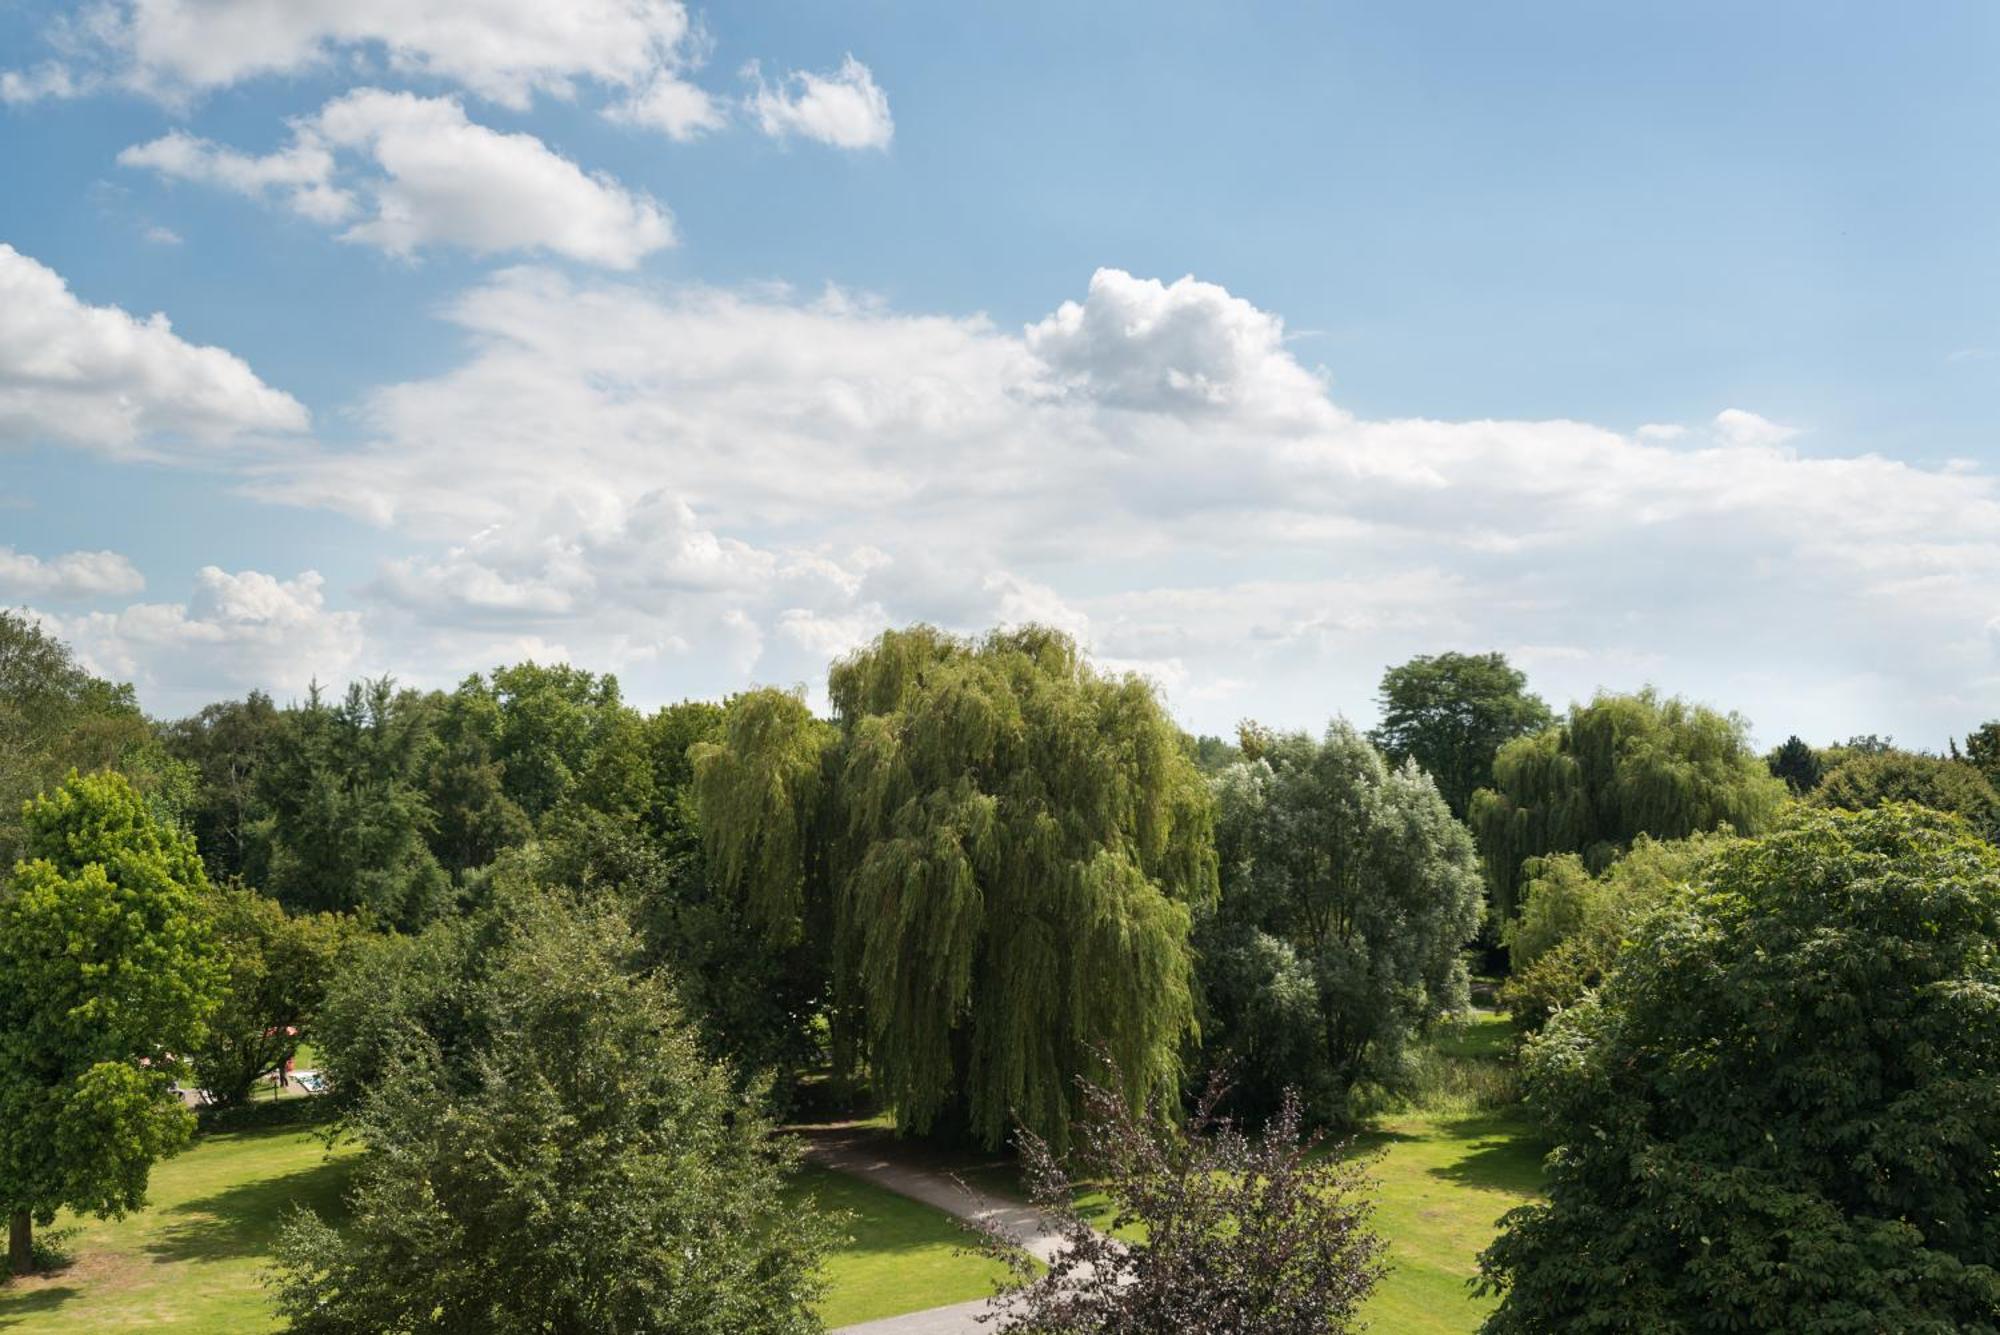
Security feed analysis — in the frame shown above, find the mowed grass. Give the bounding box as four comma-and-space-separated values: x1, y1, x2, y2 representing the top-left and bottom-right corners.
0, 1119, 1009, 1332
0, 1119, 356, 1333
790, 1164, 1013, 1327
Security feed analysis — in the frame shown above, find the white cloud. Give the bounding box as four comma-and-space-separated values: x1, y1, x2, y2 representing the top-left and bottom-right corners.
745, 55, 893, 150
607, 74, 727, 141
0, 547, 146, 600
1026, 268, 1336, 422
14, 0, 705, 110
1713, 407, 1800, 449
119, 129, 357, 224
142, 225, 183, 245
52, 567, 363, 706
0, 244, 308, 455
36, 260, 1987, 746
121, 91, 675, 267
1635, 422, 1687, 442
0, 61, 81, 103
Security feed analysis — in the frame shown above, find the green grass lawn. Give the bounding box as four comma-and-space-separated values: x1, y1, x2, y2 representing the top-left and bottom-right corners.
790, 1164, 1013, 1327
0, 1121, 1009, 1332
0, 1120, 356, 1333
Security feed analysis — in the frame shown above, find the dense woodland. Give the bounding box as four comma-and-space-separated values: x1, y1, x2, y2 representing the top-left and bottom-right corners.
3, 607, 1998, 1332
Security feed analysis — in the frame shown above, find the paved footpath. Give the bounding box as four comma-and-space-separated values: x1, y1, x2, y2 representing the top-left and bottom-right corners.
799, 1125, 1067, 1334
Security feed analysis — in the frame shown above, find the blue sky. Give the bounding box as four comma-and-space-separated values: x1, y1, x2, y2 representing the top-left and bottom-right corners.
2, 1, 1996, 747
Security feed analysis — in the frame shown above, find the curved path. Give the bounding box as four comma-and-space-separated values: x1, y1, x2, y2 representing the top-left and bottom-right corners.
798, 1125, 1068, 1334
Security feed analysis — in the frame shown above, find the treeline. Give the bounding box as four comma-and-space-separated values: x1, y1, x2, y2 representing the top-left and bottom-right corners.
5, 610, 1999, 1330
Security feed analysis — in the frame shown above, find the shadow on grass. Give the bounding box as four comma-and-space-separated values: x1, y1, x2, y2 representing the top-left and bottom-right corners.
143, 1157, 354, 1265
0, 1285, 82, 1328
1424, 1114, 1546, 1196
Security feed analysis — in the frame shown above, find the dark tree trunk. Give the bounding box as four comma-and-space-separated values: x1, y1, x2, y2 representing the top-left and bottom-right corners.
8, 1211, 30, 1277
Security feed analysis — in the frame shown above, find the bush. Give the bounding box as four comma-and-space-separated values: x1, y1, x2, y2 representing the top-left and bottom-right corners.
1478, 804, 2000, 1331
983, 1067, 1387, 1333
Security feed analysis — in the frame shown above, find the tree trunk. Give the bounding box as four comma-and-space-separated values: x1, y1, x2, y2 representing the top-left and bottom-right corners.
8, 1211, 30, 1277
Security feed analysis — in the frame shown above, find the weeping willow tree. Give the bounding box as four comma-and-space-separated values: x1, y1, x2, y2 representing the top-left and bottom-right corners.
693, 626, 1216, 1149
1469, 689, 1786, 922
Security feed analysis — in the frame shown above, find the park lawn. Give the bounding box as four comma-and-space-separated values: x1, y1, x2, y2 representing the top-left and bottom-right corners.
0, 1118, 356, 1333
1356, 1104, 1542, 1332
791, 1163, 1015, 1327
0, 1119, 1009, 1333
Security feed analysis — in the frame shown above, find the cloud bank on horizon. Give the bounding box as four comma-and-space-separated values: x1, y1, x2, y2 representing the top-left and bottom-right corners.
2, 1, 1995, 748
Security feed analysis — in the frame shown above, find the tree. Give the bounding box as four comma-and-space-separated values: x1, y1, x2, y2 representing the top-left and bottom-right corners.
983, 1066, 1385, 1333
0, 771, 223, 1275
0, 611, 162, 863
1962, 721, 2000, 789
253, 679, 449, 928
1766, 733, 1825, 795
1371, 652, 1553, 819
162, 691, 285, 883
186, 887, 356, 1107
694, 626, 1216, 1150
1478, 805, 2000, 1331
1499, 831, 1735, 1032
271, 891, 831, 1334
1196, 723, 1483, 1123
419, 681, 530, 883
1812, 750, 2000, 841
1469, 689, 1786, 922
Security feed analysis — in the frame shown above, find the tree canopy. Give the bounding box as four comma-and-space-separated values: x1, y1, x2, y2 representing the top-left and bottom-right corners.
1499, 831, 1736, 1032
1371, 651, 1553, 819
1479, 804, 2000, 1331
0, 610, 169, 863
1197, 723, 1483, 1122
186, 887, 356, 1106
1468, 689, 1785, 921
251, 679, 450, 928
0, 771, 224, 1273
1812, 749, 2000, 841
694, 625, 1216, 1149
273, 889, 829, 1333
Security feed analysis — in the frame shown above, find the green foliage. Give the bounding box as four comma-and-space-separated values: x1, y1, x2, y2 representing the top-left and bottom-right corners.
692, 687, 836, 944
1468, 689, 1785, 922
161, 691, 285, 883
1963, 721, 2000, 789
252, 679, 450, 929
834, 627, 1214, 1149
0, 771, 224, 1268
1499, 832, 1734, 1032
627, 700, 825, 1088
1372, 652, 1553, 819
0, 610, 164, 862
1766, 732, 1826, 795
1197, 723, 1484, 1123
186, 887, 358, 1107
1812, 749, 2000, 840
693, 626, 1217, 1151
418, 680, 530, 882
270, 891, 831, 1334
1478, 805, 2000, 1332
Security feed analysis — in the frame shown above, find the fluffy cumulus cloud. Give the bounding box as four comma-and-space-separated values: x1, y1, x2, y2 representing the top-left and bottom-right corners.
121, 90, 675, 266
0, 244, 308, 455
168, 263, 1993, 745
1026, 268, 1337, 422
745, 55, 894, 149
51, 566, 364, 705
0, 547, 146, 600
